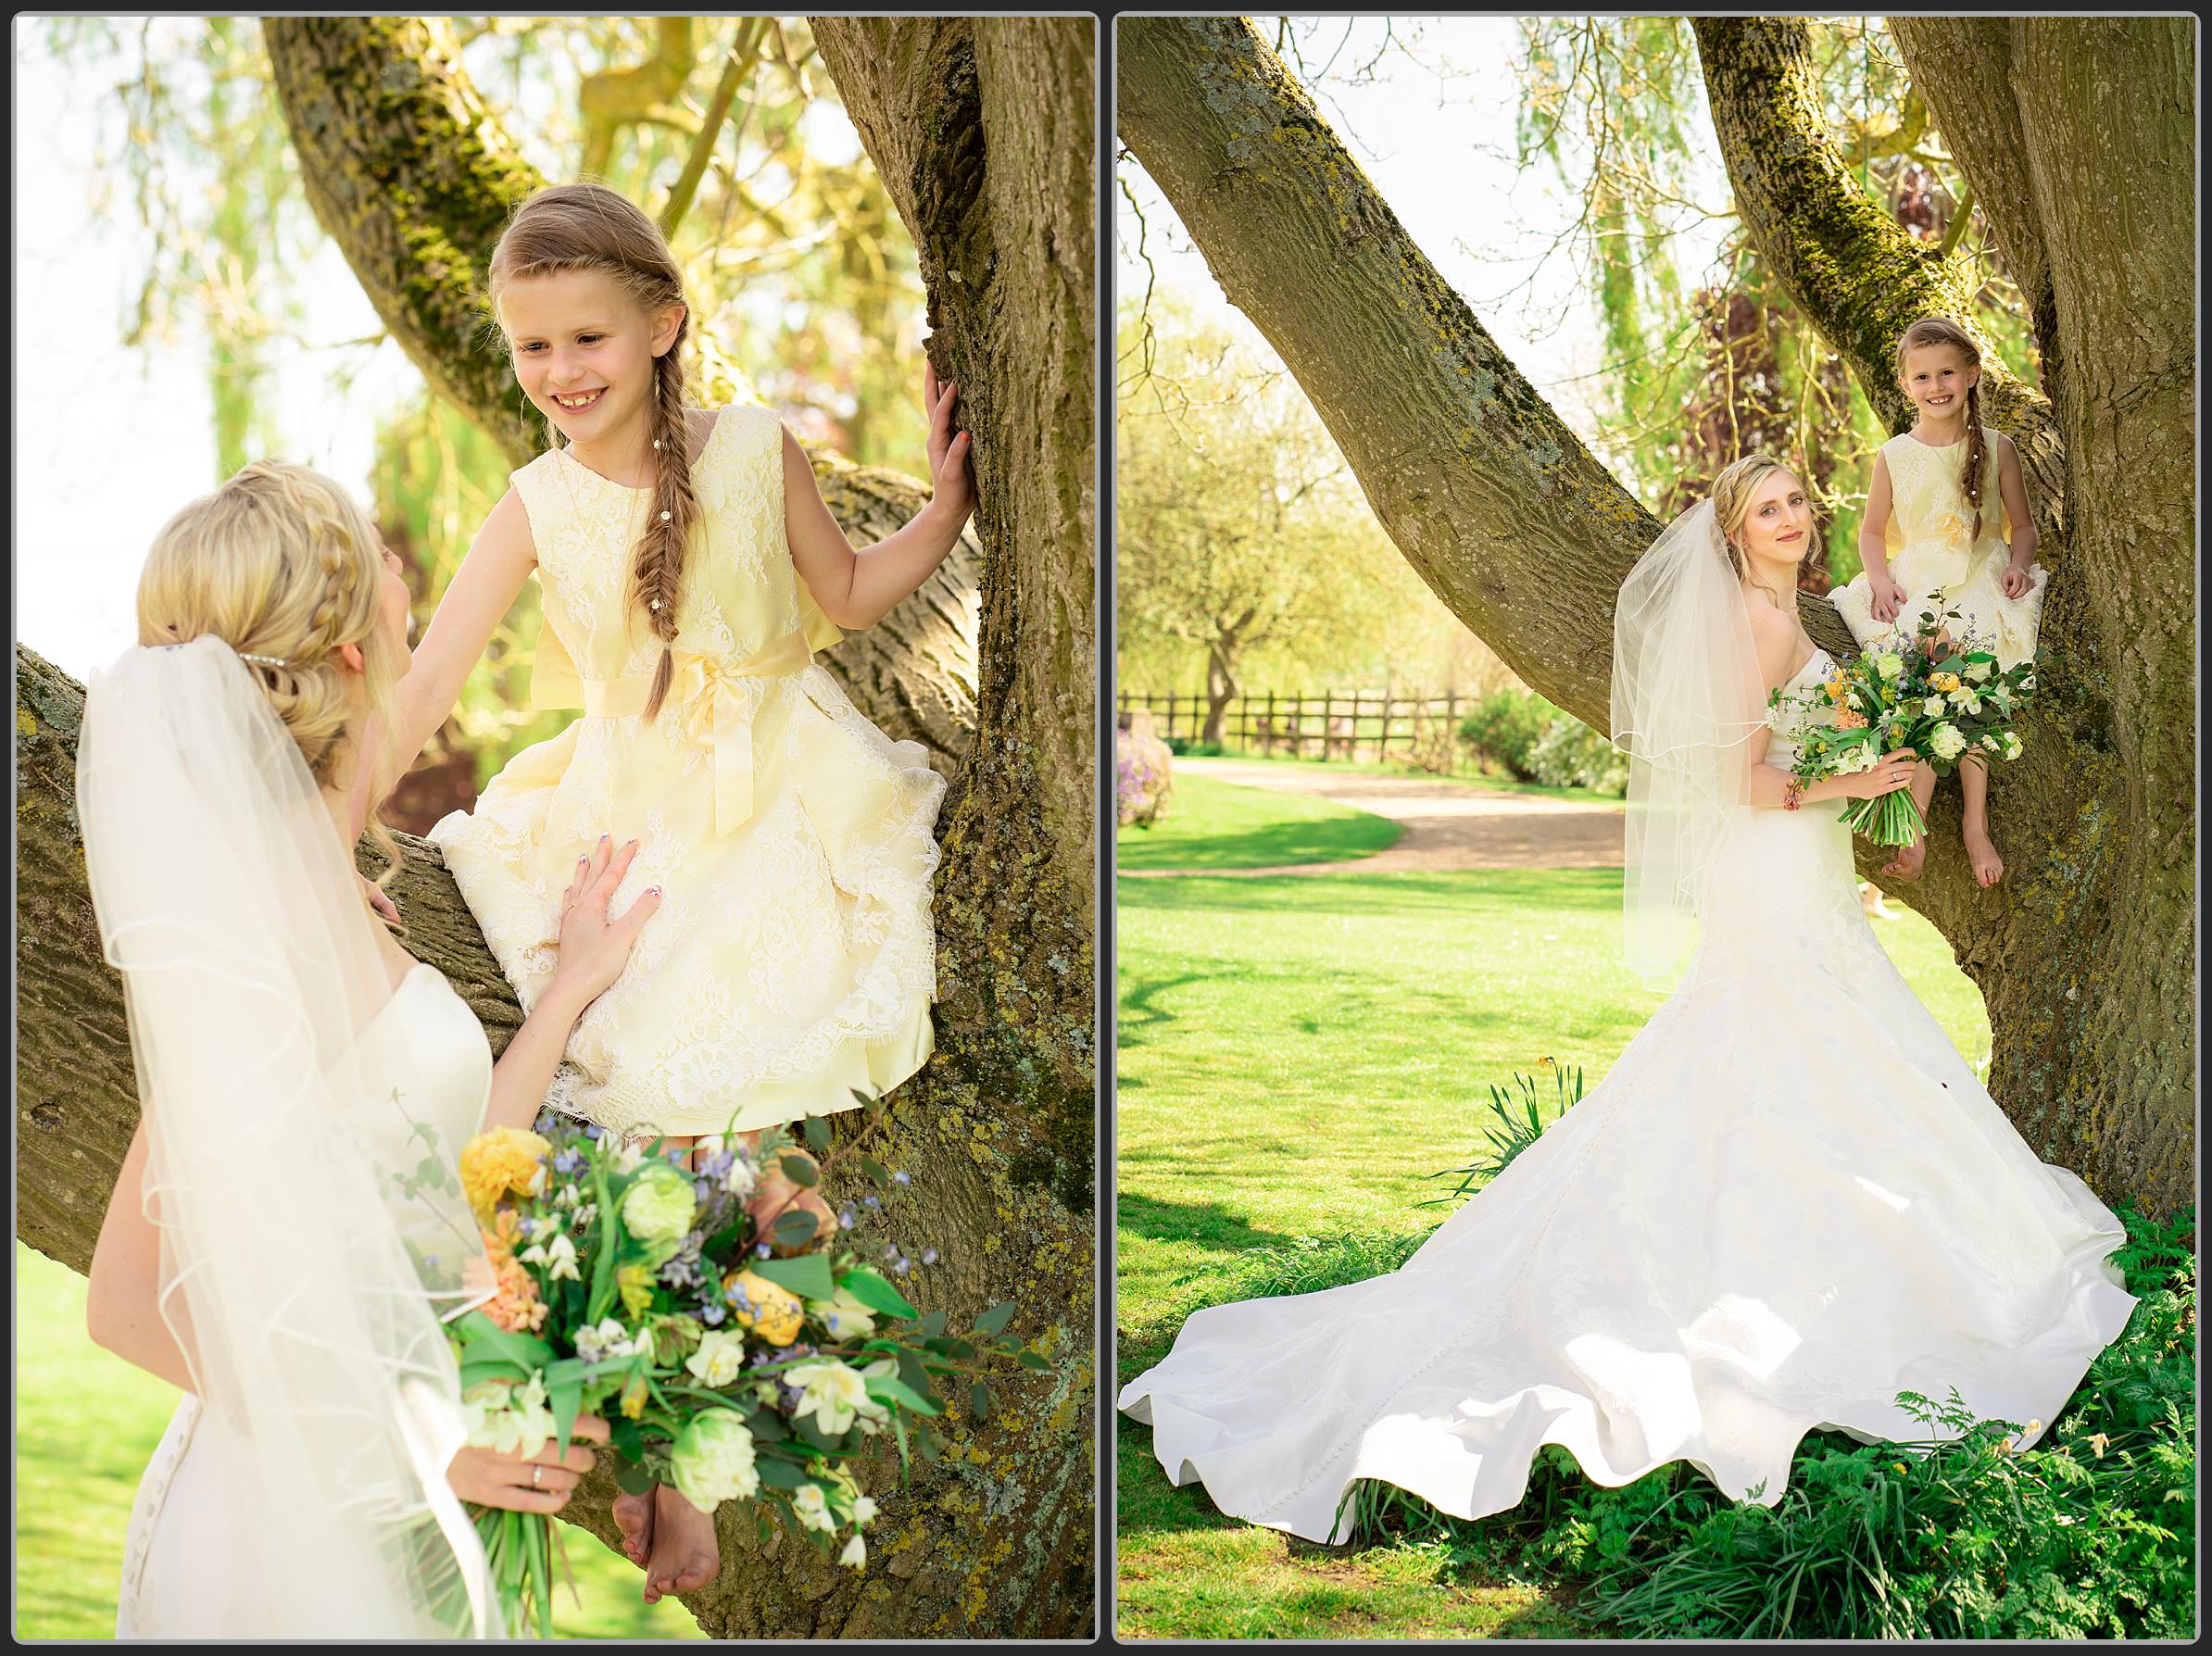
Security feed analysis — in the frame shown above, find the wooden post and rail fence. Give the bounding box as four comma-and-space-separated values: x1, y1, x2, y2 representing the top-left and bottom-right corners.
1115, 688, 1465, 764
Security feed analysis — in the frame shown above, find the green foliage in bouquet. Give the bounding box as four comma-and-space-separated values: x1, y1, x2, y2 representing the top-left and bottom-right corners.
450, 1096, 1049, 1634
1767, 608, 2038, 847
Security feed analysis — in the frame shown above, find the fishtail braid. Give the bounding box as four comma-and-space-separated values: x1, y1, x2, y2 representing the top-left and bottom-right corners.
635, 323, 698, 721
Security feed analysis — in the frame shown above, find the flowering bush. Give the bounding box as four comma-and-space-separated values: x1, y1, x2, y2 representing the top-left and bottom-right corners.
450, 1099, 1046, 1633
1117, 713, 1175, 828
1527, 717, 1629, 796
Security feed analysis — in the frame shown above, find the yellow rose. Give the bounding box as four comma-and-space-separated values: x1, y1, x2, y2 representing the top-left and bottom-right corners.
723, 1268, 805, 1346
459, 1128, 551, 1221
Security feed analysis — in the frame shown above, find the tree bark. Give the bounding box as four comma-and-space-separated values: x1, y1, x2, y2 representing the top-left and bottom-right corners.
19, 14, 1095, 1640
260, 14, 979, 769
1120, 16, 2193, 1213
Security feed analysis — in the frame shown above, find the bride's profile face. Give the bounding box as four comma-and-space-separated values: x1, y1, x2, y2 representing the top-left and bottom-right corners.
1735, 470, 1813, 566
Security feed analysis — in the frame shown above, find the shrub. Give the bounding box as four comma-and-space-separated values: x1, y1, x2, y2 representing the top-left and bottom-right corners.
1527, 715, 1629, 796
1457, 689, 1558, 780
1163, 736, 1226, 758
1116, 722, 1175, 828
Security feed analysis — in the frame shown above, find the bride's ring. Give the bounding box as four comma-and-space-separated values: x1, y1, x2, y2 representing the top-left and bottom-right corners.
532, 1463, 544, 1489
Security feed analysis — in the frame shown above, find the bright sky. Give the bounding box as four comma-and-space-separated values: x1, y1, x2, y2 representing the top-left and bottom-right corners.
1118, 15, 1732, 468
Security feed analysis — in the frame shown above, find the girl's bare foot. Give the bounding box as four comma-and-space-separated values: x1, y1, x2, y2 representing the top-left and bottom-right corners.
1964, 822, 2005, 888
612, 1487, 655, 1570
741, 1131, 837, 1255
1879, 835, 1927, 883
642, 1482, 720, 1604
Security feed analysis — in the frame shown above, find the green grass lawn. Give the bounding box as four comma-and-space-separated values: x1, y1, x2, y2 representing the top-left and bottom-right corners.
1118, 772, 1404, 872
1114, 777, 1993, 1640
14, 1241, 703, 1640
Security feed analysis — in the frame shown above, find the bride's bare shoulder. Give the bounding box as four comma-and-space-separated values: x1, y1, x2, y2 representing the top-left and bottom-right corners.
1741, 600, 1804, 687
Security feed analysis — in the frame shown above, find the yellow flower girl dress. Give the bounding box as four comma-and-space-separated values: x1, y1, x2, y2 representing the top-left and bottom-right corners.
1832, 429, 2047, 668
429, 404, 944, 1137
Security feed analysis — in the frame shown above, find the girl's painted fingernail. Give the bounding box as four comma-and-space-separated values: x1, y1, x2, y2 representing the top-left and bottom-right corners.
647, 885, 662, 897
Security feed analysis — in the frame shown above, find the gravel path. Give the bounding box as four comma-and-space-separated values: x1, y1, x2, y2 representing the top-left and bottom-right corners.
1126, 758, 1625, 876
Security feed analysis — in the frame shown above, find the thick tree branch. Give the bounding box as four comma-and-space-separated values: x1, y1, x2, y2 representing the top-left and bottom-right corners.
1121, 18, 1685, 728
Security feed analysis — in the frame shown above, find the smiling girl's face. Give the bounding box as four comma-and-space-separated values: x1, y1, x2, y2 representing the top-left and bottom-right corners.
1738, 468, 1814, 566
1899, 341, 1979, 425
498, 268, 684, 454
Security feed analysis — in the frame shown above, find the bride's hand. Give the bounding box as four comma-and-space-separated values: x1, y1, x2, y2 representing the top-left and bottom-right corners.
448, 1413, 610, 1514
1846, 749, 1920, 799
547, 836, 662, 1010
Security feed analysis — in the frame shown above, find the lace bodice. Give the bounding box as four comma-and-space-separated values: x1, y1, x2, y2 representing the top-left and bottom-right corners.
1883, 431, 2009, 567
515, 404, 836, 705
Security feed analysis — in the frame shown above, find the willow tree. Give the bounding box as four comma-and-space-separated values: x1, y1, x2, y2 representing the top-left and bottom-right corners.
1118, 15, 2193, 1214
17, 14, 1095, 1638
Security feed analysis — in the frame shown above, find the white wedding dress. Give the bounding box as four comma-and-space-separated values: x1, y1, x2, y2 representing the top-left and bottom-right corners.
1119, 648, 2138, 1544
117, 965, 495, 1638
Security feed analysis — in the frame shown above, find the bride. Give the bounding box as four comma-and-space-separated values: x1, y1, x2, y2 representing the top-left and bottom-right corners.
81, 460, 661, 1636
1119, 454, 2138, 1544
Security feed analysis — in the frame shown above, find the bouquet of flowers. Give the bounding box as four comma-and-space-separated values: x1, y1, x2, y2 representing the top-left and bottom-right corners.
1766, 606, 2038, 847
449, 1098, 1044, 1634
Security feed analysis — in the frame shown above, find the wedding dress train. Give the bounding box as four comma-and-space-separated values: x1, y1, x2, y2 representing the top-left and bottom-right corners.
1119, 649, 2136, 1543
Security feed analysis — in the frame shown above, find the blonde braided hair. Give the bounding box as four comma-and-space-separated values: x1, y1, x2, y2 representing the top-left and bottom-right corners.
488, 181, 699, 721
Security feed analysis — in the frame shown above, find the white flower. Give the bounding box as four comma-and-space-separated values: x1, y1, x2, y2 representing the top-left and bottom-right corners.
1929, 723, 1967, 761
839, 1534, 867, 1569
1836, 745, 1879, 775
786, 1358, 886, 1436
520, 1230, 580, 1282
552, 1183, 579, 1211
2003, 731, 2023, 759
612, 1142, 644, 1175
1980, 734, 2000, 750
462, 1373, 554, 1458
850, 1494, 879, 1529
685, 1328, 748, 1388
1871, 650, 1904, 682
573, 1318, 646, 1363
791, 1481, 838, 1533
1966, 659, 1992, 683
671, 1412, 759, 1511
721, 1149, 759, 1200
808, 1287, 880, 1341
1947, 687, 1974, 709
1923, 696, 1947, 718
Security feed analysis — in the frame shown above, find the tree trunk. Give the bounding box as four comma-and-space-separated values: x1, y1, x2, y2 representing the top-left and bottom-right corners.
1201, 632, 1240, 747
1118, 16, 2193, 1213
19, 15, 1096, 1640
259, 15, 979, 771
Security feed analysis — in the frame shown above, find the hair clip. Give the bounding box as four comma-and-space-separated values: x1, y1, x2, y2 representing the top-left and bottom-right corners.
238, 650, 291, 669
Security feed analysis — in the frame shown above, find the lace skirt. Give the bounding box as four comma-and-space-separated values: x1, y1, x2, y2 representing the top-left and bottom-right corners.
430, 665, 943, 1136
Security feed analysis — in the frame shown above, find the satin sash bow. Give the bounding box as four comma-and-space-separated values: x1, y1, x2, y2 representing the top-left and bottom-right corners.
580, 632, 811, 835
